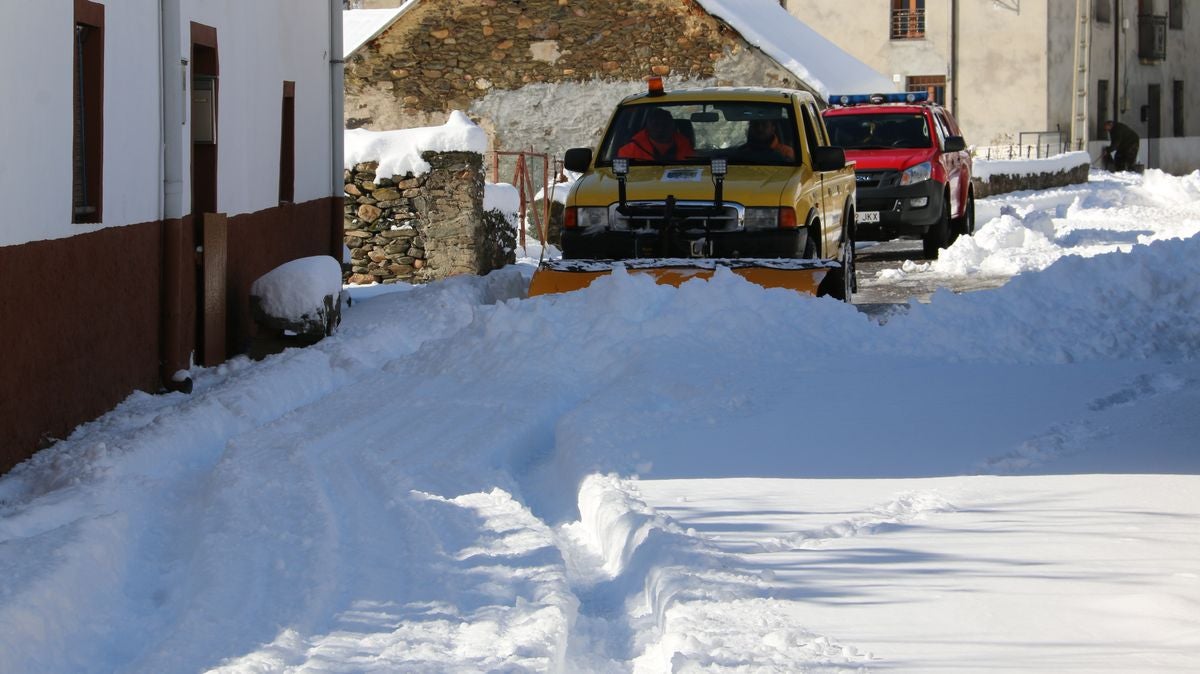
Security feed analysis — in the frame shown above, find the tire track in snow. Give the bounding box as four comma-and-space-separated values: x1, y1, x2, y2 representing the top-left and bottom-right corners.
979, 371, 1191, 473
207, 481, 577, 673
0, 272, 531, 674
555, 475, 874, 672
759, 491, 956, 552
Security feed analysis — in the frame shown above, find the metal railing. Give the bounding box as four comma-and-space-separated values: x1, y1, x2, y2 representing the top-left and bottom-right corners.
490, 150, 564, 248
972, 131, 1089, 160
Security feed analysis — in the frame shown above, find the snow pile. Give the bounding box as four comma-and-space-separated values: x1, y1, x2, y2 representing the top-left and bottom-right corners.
931, 205, 1063, 277
249, 256, 343, 322
897, 235, 1200, 363
875, 169, 1200, 286
1, 171, 1199, 672
1137, 167, 1200, 205
537, 173, 575, 206
973, 150, 1091, 182
344, 110, 488, 182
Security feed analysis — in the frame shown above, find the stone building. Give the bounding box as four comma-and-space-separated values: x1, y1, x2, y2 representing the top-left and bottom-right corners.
342, 0, 893, 160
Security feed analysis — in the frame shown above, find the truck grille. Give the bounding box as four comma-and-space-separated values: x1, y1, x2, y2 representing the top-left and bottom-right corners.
854, 170, 898, 189
611, 201, 744, 232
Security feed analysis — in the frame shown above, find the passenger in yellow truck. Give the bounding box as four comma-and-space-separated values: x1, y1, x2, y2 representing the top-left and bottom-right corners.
736, 119, 795, 162
617, 107, 695, 162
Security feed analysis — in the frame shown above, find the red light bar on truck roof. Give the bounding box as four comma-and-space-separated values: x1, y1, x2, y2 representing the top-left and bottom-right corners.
647, 76, 665, 97
829, 92, 929, 106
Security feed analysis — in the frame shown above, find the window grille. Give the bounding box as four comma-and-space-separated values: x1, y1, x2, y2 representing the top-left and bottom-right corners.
891, 0, 926, 39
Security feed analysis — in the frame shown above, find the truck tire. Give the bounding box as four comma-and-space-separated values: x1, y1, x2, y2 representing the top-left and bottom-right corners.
819, 218, 855, 302
922, 197, 951, 260
953, 191, 976, 237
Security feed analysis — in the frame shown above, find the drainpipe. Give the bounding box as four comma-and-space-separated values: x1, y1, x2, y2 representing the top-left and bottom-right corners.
157, 1, 164, 224
329, 0, 345, 260
161, 0, 184, 219
160, 0, 191, 391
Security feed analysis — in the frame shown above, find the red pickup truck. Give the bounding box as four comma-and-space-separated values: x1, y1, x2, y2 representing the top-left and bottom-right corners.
823, 93, 974, 259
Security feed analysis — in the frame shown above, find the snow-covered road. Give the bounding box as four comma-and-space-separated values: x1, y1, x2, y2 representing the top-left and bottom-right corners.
2, 169, 1199, 673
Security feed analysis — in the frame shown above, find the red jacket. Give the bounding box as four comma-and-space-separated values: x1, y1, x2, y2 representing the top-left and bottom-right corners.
617, 129, 695, 161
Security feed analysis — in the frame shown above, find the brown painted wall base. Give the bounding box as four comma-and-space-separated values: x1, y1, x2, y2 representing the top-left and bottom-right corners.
0, 196, 341, 475
0, 224, 163, 472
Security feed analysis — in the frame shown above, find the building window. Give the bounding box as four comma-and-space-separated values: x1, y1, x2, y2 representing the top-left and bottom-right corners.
1094, 0, 1111, 23
1169, 0, 1182, 28
279, 82, 295, 204
1174, 80, 1185, 137
1096, 79, 1109, 140
907, 75, 946, 105
73, 0, 104, 224
891, 0, 925, 40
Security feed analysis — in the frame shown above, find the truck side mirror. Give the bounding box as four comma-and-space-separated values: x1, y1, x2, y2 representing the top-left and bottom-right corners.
943, 136, 967, 153
563, 148, 593, 173
811, 146, 846, 172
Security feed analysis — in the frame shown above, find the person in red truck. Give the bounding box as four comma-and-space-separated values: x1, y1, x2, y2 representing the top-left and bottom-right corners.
823, 93, 974, 260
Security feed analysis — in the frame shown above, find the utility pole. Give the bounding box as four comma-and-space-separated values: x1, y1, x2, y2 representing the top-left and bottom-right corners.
950, 0, 959, 114
1113, 0, 1121, 123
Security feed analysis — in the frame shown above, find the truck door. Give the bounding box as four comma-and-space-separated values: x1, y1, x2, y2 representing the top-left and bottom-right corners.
934, 110, 965, 219
801, 103, 845, 256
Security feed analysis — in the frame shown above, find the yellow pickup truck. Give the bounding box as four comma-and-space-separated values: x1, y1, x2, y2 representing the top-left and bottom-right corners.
529, 79, 858, 301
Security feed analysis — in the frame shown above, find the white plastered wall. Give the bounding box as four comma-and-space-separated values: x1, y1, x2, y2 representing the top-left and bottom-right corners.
0, 0, 336, 249
181, 0, 335, 218
0, 1, 162, 247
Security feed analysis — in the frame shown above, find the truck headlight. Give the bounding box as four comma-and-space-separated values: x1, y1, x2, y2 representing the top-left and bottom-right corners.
743, 207, 796, 230
899, 161, 932, 186
575, 207, 609, 230
744, 208, 779, 230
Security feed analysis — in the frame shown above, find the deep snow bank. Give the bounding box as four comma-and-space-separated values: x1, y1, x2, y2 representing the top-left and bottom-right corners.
893, 235, 1200, 363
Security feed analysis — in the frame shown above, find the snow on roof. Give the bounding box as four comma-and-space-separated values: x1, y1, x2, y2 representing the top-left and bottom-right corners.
343, 4, 417, 59
695, 0, 896, 101
344, 110, 488, 182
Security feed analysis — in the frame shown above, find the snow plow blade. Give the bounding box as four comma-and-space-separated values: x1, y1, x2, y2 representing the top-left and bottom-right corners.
528, 259, 835, 297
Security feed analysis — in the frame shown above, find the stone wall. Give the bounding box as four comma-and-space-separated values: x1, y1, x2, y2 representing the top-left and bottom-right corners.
971, 164, 1091, 198
344, 150, 514, 285
345, 0, 809, 157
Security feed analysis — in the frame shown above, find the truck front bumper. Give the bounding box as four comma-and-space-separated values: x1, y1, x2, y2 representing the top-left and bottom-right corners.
852, 179, 945, 240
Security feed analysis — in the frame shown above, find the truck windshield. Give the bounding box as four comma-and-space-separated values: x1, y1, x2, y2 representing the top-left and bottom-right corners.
825, 113, 932, 150
597, 101, 799, 166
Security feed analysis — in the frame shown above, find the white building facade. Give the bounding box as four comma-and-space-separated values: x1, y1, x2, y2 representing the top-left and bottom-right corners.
0, 0, 345, 472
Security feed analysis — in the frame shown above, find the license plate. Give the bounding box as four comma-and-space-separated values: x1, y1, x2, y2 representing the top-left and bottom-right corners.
856, 211, 880, 224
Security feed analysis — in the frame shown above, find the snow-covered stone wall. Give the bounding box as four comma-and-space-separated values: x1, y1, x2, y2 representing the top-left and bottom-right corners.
971, 152, 1092, 198
344, 151, 513, 284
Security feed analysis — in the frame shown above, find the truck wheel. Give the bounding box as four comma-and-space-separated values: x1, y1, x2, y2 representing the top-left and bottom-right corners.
820, 235, 855, 302
953, 192, 976, 236
802, 220, 819, 258
922, 199, 951, 260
